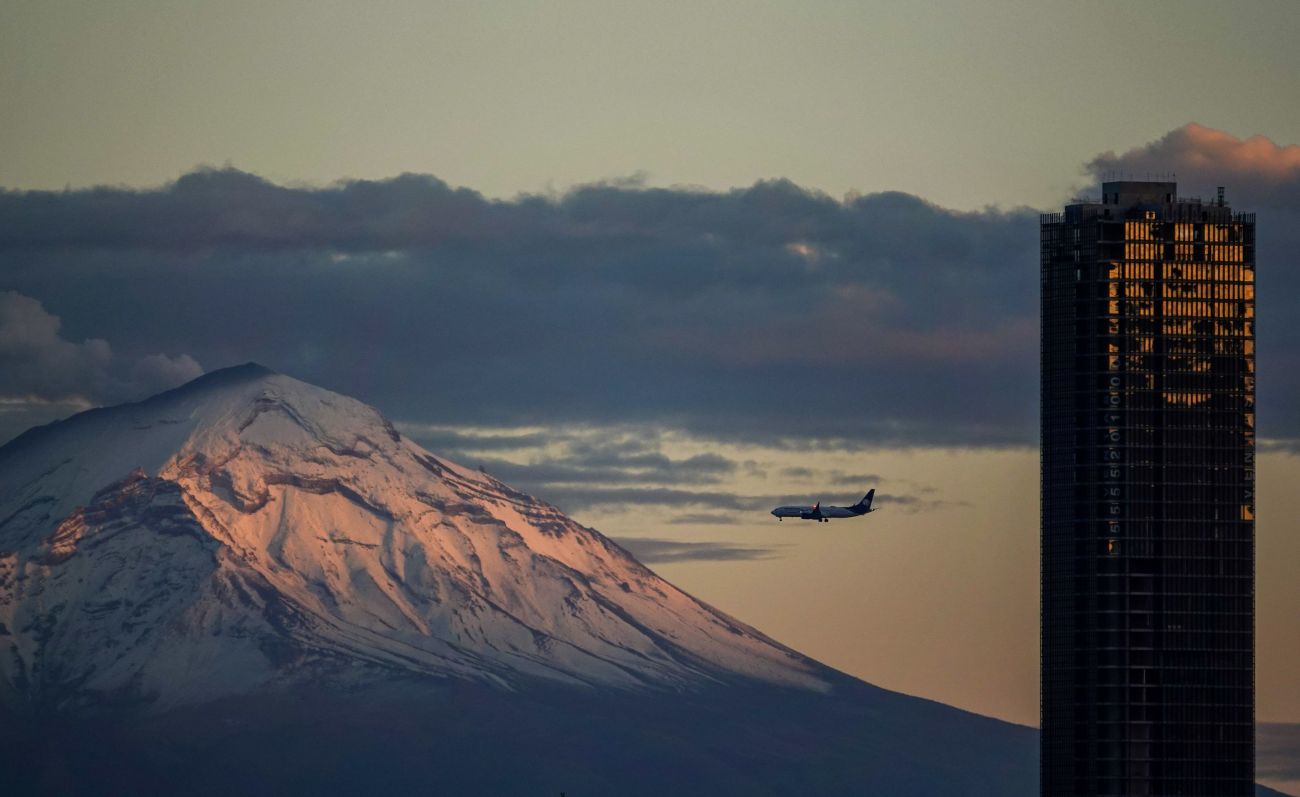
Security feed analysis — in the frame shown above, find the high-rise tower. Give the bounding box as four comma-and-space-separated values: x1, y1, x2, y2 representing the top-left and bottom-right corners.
1040, 181, 1255, 796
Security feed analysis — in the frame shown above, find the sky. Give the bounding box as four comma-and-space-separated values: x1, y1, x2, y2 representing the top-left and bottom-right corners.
1, 1, 1298, 740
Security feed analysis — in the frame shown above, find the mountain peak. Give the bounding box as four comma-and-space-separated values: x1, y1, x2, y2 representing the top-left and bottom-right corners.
199, 360, 276, 380
148, 361, 277, 400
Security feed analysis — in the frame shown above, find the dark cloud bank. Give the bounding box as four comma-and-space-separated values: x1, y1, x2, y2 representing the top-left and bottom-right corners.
2, 122, 1299, 451
0, 168, 1039, 448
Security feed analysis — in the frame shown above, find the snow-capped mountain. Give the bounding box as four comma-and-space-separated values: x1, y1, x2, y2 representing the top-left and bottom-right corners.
0, 364, 824, 709
0, 365, 1054, 796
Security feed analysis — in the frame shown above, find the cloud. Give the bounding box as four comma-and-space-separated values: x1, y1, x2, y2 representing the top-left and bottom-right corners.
0, 290, 114, 400
0, 292, 203, 444
666, 513, 741, 525
878, 494, 971, 515
128, 352, 204, 396
1082, 123, 1300, 445
611, 537, 785, 564
4, 126, 1298, 447
0, 169, 1040, 449
1087, 124, 1300, 191
829, 471, 884, 486
524, 482, 944, 516
395, 422, 947, 519
1258, 723, 1300, 784
401, 426, 742, 490
393, 425, 556, 453
0, 169, 512, 251
1259, 439, 1300, 456
530, 486, 771, 513
473, 455, 736, 488
0, 291, 201, 403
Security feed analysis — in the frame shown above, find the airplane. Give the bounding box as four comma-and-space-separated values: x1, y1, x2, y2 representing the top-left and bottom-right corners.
771, 489, 876, 522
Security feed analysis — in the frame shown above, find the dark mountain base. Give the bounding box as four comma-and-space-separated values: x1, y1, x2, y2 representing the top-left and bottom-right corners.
1, 675, 1037, 797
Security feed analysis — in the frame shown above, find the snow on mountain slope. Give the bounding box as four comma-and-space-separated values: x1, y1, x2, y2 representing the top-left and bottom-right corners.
0, 364, 824, 708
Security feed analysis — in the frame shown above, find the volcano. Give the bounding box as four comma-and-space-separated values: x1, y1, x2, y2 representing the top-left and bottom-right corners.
0, 364, 1037, 795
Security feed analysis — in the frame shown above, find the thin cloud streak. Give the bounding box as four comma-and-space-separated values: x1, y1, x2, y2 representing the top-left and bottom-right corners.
611, 537, 786, 564
666, 513, 742, 526
535, 487, 772, 513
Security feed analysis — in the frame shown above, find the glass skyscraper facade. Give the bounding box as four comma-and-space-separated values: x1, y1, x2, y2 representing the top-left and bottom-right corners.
1040, 181, 1255, 796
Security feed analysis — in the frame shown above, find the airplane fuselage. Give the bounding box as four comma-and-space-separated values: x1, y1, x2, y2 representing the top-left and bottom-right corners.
771, 490, 876, 522
771, 505, 863, 521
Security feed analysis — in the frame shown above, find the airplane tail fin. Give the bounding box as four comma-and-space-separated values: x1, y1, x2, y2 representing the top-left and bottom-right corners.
854, 489, 876, 514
